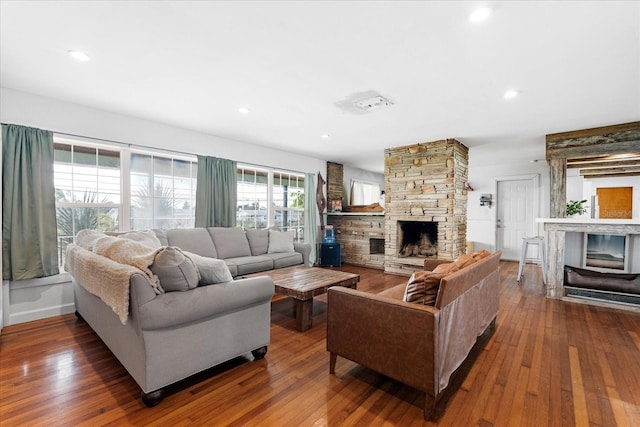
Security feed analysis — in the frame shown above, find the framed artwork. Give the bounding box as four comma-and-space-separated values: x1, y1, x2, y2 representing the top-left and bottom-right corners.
331, 199, 342, 212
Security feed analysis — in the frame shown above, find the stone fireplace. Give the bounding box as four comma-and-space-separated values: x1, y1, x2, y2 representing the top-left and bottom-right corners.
384, 139, 468, 275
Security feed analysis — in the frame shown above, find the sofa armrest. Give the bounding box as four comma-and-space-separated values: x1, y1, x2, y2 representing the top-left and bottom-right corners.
327, 287, 438, 395
294, 242, 312, 266
135, 276, 274, 330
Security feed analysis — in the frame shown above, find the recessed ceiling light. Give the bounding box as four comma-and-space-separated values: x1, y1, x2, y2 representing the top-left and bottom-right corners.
238, 107, 250, 114
504, 90, 519, 99
68, 50, 90, 61
469, 7, 491, 22
320, 134, 330, 139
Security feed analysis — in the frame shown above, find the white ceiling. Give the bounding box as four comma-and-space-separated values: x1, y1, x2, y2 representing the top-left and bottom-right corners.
1, 1, 639, 173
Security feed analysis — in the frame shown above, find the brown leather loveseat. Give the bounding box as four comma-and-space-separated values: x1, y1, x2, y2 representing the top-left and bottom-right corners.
327, 251, 501, 420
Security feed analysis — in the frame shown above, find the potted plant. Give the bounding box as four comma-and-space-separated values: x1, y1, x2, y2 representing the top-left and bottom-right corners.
566, 199, 588, 217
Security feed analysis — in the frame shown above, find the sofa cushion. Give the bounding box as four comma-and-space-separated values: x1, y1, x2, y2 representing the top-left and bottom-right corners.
403, 271, 444, 306
263, 252, 303, 269
245, 229, 269, 255
183, 251, 234, 284
225, 256, 274, 275
120, 230, 162, 249
208, 227, 252, 259
268, 230, 295, 253
165, 228, 217, 258
150, 247, 200, 292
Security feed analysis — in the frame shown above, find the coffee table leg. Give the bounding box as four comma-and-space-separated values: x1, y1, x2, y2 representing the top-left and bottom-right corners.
294, 298, 313, 332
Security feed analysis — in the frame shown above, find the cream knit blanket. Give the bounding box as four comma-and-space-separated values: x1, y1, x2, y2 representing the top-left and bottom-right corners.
66, 235, 164, 324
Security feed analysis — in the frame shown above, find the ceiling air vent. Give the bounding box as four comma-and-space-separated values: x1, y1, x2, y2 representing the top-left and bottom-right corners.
335, 91, 394, 114
354, 95, 393, 112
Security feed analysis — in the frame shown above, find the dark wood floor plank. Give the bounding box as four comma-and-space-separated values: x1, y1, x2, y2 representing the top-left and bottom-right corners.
1, 261, 640, 426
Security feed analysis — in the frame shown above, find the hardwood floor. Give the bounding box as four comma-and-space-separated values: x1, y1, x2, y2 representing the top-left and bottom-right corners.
1, 261, 640, 426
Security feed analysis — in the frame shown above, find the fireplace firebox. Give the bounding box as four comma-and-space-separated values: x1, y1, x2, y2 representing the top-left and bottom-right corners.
397, 221, 438, 258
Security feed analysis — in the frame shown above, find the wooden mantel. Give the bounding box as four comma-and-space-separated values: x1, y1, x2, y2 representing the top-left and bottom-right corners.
537, 218, 640, 298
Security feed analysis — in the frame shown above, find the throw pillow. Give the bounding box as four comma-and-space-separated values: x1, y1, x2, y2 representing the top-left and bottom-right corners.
268, 230, 295, 253
432, 262, 459, 275
403, 271, 444, 306
184, 251, 234, 284
150, 247, 200, 292
471, 249, 491, 260
120, 230, 162, 249
453, 254, 477, 270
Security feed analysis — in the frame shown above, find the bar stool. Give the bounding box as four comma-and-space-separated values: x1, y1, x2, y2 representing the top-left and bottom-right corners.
517, 236, 547, 284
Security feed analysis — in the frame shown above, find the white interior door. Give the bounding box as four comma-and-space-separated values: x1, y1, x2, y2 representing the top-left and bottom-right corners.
496, 178, 536, 260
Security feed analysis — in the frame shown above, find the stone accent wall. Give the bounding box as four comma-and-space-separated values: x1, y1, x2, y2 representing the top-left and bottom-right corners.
326, 214, 385, 270
326, 161, 344, 204
384, 139, 469, 275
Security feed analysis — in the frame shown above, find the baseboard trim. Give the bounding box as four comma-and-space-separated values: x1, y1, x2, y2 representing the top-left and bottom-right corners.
9, 302, 76, 325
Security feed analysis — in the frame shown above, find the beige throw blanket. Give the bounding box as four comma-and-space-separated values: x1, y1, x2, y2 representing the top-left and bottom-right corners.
66, 244, 141, 325
66, 234, 165, 324
93, 236, 164, 295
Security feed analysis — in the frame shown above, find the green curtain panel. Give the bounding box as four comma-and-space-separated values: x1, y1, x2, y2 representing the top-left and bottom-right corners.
2, 124, 59, 280
303, 172, 318, 266
195, 155, 237, 227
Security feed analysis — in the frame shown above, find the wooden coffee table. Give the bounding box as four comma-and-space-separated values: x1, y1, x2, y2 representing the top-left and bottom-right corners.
248, 265, 360, 332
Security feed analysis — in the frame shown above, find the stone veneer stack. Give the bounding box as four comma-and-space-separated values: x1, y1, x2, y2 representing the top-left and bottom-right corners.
384, 139, 469, 275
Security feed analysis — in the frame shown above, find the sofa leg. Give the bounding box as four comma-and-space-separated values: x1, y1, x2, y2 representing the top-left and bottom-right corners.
141, 389, 165, 407
74, 311, 84, 321
251, 346, 268, 360
423, 394, 436, 420
329, 353, 337, 374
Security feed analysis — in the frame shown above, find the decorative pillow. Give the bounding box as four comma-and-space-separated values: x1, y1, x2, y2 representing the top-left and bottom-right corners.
471, 249, 491, 260
403, 271, 444, 306
268, 230, 295, 253
432, 262, 459, 275
184, 251, 234, 284
119, 230, 162, 249
150, 247, 200, 292
453, 254, 477, 270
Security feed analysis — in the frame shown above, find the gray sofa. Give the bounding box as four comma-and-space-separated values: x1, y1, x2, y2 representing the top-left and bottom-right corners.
68, 227, 311, 406
153, 227, 312, 276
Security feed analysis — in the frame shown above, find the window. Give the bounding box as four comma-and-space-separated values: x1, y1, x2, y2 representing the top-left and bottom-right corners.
53, 137, 198, 268
273, 171, 305, 241
236, 165, 305, 242
237, 166, 269, 229
54, 141, 121, 266
130, 152, 197, 230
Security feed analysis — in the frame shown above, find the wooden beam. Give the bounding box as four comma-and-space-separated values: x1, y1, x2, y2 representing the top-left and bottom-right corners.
567, 158, 640, 169
546, 121, 640, 160
580, 171, 640, 179
578, 166, 640, 176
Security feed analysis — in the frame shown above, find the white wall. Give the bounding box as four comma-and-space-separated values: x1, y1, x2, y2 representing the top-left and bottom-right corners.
0, 87, 327, 174
467, 138, 550, 251
0, 87, 332, 325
